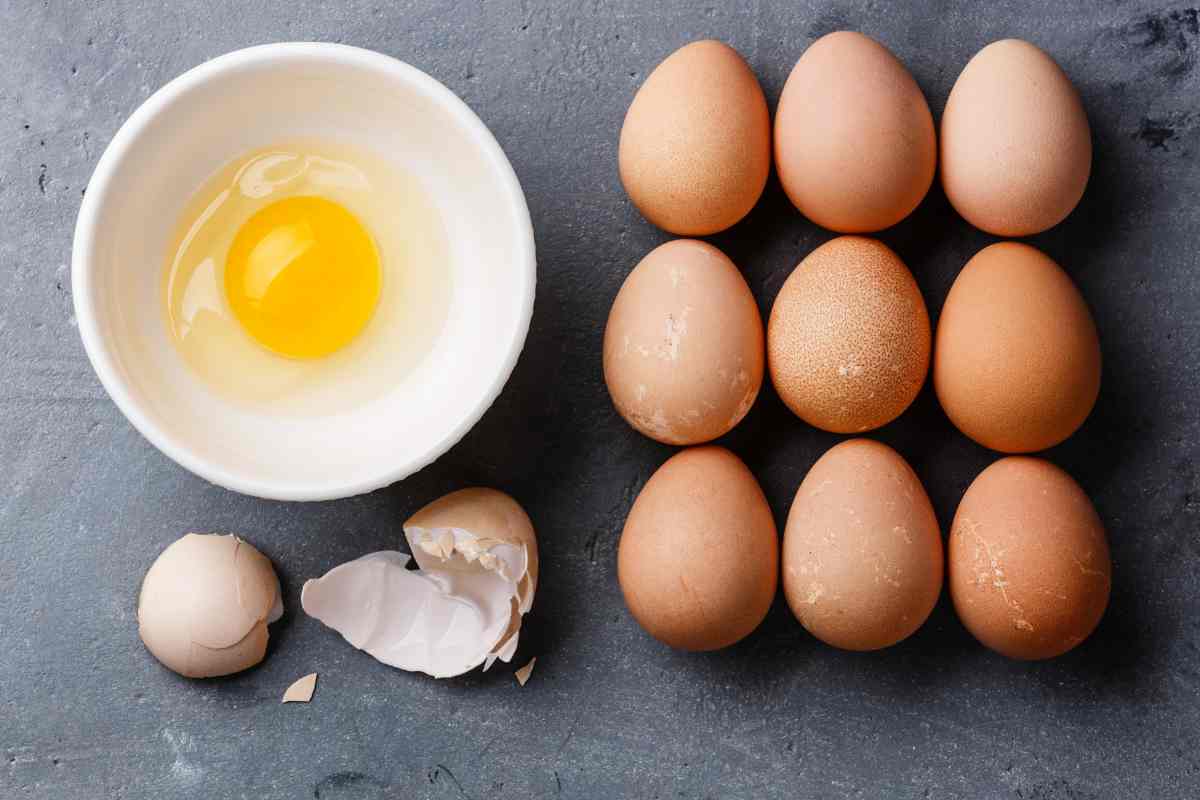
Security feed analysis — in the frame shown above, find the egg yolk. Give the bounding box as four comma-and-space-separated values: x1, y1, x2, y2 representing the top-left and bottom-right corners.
225, 196, 381, 359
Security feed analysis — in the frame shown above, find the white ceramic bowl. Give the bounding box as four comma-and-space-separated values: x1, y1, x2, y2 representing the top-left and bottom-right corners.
72, 43, 535, 501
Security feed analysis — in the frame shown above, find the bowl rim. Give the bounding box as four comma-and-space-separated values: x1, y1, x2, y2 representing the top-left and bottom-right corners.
71, 42, 536, 502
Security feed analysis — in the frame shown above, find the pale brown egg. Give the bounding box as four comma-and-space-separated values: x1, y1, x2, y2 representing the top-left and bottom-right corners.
767, 236, 930, 433
941, 39, 1092, 236
618, 446, 778, 651
618, 40, 770, 235
604, 240, 764, 445
782, 439, 942, 651
949, 457, 1111, 660
774, 31, 936, 233
934, 242, 1100, 453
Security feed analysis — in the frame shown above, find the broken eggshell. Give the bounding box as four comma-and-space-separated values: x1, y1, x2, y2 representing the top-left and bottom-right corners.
282, 672, 318, 703
137, 533, 283, 678
301, 488, 537, 679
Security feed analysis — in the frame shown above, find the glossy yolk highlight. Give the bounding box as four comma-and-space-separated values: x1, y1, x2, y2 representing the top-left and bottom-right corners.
225, 196, 381, 359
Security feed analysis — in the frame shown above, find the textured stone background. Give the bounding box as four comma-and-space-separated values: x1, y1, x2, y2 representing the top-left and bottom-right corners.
2, 1, 1199, 798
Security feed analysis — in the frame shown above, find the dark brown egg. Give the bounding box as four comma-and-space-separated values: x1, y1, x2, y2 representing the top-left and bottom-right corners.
768, 236, 930, 433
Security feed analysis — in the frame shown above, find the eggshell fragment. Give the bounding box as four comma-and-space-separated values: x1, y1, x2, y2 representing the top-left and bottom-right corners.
618, 447, 778, 651
137, 533, 283, 679
604, 240, 764, 445
782, 439, 943, 651
282, 673, 318, 703
302, 488, 537, 679
949, 457, 1110, 660
775, 31, 936, 232
934, 242, 1101, 453
514, 657, 536, 687
941, 39, 1092, 236
767, 236, 930, 433
619, 40, 770, 235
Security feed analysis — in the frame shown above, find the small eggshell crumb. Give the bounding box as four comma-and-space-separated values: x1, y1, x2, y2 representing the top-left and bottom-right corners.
282, 673, 318, 703
514, 657, 537, 687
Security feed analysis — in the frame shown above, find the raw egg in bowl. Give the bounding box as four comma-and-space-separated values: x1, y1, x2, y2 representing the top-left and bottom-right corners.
73, 44, 536, 500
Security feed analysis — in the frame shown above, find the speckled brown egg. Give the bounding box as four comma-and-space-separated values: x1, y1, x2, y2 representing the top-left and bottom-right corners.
782, 439, 943, 651
767, 236, 930, 433
949, 457, 1110, 660
604, 239, 764, 445
774, 31, 936, 233
934, 242, 1100, 453
618, 40, 771, 235
941, 39, 1092, 236
618, 446, 778, 651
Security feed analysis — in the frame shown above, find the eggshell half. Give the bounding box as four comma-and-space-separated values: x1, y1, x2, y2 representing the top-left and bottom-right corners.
302, 488, 538, 679
934, 242, 1101, 453
604, 239, 764, 445
941, 39, 1092, 236
618, 446, 778, 651
619, 40, 771, 235
406, 487, 539, 613
137, 533, 283, 679
949, 457, 1110, 660
768, 236, 930, 433
782, 439, 943, 651
775, 31, 936, 232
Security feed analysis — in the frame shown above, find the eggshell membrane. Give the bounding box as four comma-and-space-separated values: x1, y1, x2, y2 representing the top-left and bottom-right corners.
618, 446, 778, 651
618, 40, 771, 235
782, 439, 943, 651
137, 533, 281, 678
604, 240, 764, 445
949, 457, 1110, 660
775, 31, 936, 233
767, 236, 930, 433
941, 39, 1092, 236
934, 242, 1100, 453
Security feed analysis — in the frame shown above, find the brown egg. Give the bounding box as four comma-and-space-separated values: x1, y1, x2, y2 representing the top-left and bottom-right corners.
767, 236, 930, 433
934, 242, 1100, 453
618, 40, 770, 235
949, 457, 1111, 660
782, 439, 943, 651
774, 31, 936, 233
618, 446, 778, 651
941, 39, 1092, 236
604, 240, 764, 445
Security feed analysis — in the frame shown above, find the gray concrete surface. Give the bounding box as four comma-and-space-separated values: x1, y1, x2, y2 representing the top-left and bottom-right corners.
3, 1, 1199, 798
